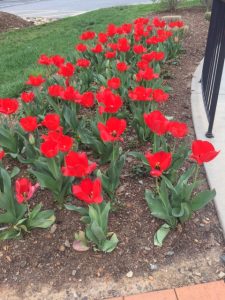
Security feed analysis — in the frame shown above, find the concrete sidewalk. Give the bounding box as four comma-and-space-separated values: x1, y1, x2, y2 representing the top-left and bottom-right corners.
191, 59, 225, 236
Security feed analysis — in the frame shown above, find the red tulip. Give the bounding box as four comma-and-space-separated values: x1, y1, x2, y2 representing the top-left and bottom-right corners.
144, 111, 169, 135
15, 178, 40, 204
152, 51, 165, 61
98, 32, 108, 44
80, 31, 96, 40
96, 88, 123, 115
168, 121, 188, 138
26, 75, 45, 86
116, 26, 123, 34
169, 20, 184, 28
129, 86, 152, 101
60, 86, 81, 102
41, 131, 73, 154
72, 178, 103, 205
107, 24, 117, 37
145, 151, 172, 177
76, 58, 91, 68
105, 51, 116, 59
152, 89, 169, 103
79, 91, 95, 108
51, 55, 65, 67
117, 37, 130, 52
98, 117, 126, 142
75, 43, 87, 52
42, 114, 60, 131
136, 67, 159, 82
153, 17, 166, 28
157, 29, 173, 40
48, 85, 64, 97
120, 23, 132, 34
133, 44, 147, 54
38, 54, 52, 65
107, 43, 118, 51
62, 151, 97, 177
137, 60, 149, 70
40, 140, 59, 158
107, 77, 121, 90
146, 36, 162, 45
190, 140, 219, 165
21, 91, 35, 103
0, 98, 19, 115
20, 116, 38, 132
118, 23, 132, 33
142, 51, 165, 62
57, 134, 73, 153
58, 62, 75, 77
116, 62, 129, 72
134, 17, 149, 24
134, 23, 146, 37
0, 149, 5, 160
91, 44, 103, 53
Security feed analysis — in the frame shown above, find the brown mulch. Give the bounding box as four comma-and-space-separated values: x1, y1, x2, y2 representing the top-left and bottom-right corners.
0, 11, 32, 33
0, 6, 224, 300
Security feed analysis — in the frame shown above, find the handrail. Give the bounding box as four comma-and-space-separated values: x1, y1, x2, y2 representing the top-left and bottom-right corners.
201, 0, 225, 137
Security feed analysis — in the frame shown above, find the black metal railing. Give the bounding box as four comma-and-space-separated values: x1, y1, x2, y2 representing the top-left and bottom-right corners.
201, 0, 225, 137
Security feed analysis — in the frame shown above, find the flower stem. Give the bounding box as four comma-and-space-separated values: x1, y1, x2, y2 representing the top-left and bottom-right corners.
26, 201, 31, 217
193, 164, 200, 185
153, 133, 159, 153
112, 142, 116, 163
155, 177, 160, 194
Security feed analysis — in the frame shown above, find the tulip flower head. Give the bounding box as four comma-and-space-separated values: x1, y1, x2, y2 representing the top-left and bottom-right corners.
15, 178, 40, 204
98, 117, 127, 142
190, 140, 219, 165
72, 178, 103, 205
145, 151, 172, 177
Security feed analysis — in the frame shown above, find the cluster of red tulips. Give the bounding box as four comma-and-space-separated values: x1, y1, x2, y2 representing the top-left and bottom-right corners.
0, 16, 219, 248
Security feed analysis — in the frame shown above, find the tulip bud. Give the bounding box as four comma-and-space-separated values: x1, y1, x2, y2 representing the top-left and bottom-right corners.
29, 134, 35, 145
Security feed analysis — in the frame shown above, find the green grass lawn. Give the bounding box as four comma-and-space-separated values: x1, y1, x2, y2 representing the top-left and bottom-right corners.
0, 0, 202, 98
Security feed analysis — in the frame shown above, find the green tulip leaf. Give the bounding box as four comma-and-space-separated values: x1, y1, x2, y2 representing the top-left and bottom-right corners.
191, 189, 216, 212
90, 220, 106, 242
172, 206, 185, 217
101, 233, 119, 253
0, 168, 27, 225
27, 209, 55, 229
0, 228, 22, 240
65, 204, 88, 216
154, 223, 171, 247
10, 167, 20, 179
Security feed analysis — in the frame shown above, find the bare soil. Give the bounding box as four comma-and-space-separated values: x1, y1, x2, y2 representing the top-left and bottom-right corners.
0, 11, 32, 33
0, 7, 224, 300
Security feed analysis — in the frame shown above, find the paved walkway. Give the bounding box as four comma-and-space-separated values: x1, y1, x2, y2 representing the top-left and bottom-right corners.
0, 0, 151, 18
191, 60, 225, 237
107, 281, 225, 299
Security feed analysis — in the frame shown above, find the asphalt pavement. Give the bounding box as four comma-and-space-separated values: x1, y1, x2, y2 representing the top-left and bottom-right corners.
0, 0, 151, 18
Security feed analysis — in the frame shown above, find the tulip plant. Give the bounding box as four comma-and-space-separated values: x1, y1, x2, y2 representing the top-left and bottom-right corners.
96, 117, 127, 200
66, 178, 118, 252
0, 99, 21, 157
0, 153, 55, 240
0, 16, 219, 251
145, 140, 219, 246
29, 128, 75, 206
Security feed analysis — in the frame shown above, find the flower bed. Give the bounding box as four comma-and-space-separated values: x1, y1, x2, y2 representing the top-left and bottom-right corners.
0, 7, 224, 300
